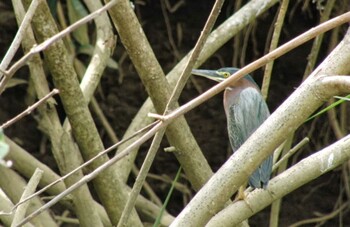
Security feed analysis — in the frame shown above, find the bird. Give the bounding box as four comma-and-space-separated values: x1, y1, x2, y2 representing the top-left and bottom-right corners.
191, 67, 273, 190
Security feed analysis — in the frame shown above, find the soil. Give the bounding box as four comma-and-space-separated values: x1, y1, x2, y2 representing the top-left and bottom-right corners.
1, 0, 349, 226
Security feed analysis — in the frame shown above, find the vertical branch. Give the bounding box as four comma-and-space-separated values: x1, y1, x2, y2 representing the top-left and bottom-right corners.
113, 0, 281, 184
261, 0, 290, 99
302, 0, 336, 80
11, 1, 106, 226
21, 0, 142, 225
171, 15, 350, 227
12, 168, 43, 227
106, 0, 213, 191
262, 1, 290, 225
117, 0, 225, 225
80, 0, 116, 102
0, 0, 41, 80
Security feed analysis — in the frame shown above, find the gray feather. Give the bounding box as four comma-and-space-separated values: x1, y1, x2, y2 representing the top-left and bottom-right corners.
227, 87, 272, 188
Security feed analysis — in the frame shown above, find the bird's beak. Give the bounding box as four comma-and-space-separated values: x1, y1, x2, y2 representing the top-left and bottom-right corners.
191, 69, 225, 83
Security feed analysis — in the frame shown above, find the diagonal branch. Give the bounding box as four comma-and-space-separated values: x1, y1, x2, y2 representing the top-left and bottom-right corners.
117, 0, 226, 225
106, 0, 213, 190
21, 0, 141, 225
207, 123, 350, 226
113, 0, 280, 183
15, 10, 350, 227
171, 26, 350, 226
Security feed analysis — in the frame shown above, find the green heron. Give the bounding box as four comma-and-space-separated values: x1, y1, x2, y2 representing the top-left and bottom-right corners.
192, 67, 273, 189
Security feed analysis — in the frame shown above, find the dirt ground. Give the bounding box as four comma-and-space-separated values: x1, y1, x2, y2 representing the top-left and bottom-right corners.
1, 0, 349, 226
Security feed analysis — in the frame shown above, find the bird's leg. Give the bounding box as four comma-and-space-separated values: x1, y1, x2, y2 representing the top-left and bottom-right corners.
234, 182, 248, 201
236, 186, 246, 200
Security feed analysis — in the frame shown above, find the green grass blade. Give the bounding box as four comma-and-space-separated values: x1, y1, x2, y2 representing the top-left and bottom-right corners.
306, 94, 350, 122
153, 166, 182, 227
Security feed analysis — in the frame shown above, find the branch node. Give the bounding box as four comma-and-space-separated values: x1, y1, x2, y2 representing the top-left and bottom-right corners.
147, 113, 167, 121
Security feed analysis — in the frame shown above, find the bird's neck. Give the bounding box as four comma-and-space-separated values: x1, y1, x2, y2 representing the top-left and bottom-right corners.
223, 79, 260, 115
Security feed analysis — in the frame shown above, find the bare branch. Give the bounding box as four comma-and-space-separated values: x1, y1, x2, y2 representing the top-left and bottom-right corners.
171, 24, 350, 225
1, 89, 59, 129
16, 12, 350, 227
0, 0, 42, 78
12, 168, 43, 227
0, 0, 118, 94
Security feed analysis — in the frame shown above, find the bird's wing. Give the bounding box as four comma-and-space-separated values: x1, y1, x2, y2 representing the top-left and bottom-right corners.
228, 88, 272, 188
232, 88, 269, 142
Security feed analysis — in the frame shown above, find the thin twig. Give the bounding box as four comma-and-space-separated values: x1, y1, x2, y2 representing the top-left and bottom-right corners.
261, 0, 289, 99
131, 165, 163, 206
117, 129, 166, 227
12, 120, 163, 227
289, 202, 349, 227
90, 97, 119, 142
15, 11, 350, 227
160, 0, 181, 60
11, 168, 43, 227
269, 134, 293, 227
272, 137, 309, 172
0, 0, 118, 94
117, 0, 226, 225
302, 0, 336, 80
11, 121, 159, 212
0, 89, 59, 129
166, 0, 226, 109
157, 12, 350, 122
0, 0, 42, 79
327, 100, 344, 139
91, 96, 163, 205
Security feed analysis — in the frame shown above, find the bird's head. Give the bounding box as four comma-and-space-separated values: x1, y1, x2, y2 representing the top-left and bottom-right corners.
191, 67, 257, 87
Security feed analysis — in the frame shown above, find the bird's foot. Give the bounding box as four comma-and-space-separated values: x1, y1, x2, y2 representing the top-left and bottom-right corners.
234, 186, 246, 202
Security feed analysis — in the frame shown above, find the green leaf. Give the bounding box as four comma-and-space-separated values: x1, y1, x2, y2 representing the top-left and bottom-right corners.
47, 0, 58, 18
0, 142, 9, 160
106, 58, 119, 70
6, 78, 27, 88
67, 0, 90, 46
77, 44, 94, 55
306, 94, 350, 121
0, 129, 9, 160
77, 45, 119, 70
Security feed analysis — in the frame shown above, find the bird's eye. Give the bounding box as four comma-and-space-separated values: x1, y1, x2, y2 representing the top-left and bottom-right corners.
217, 71, 231, 78
223, 72, 230, 78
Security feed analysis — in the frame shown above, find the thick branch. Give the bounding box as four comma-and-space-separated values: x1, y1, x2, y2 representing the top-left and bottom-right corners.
106, 0, 212, 190
80, 0, 116, 101
17, 13, 350, 226
21, 0, 141, 225
114, 0, 280, 183
0, 166, 57, 227
170, 28, 350, 226
5, 136, 173, 226
12, 1, 104, 226
207, 128, 350, 226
